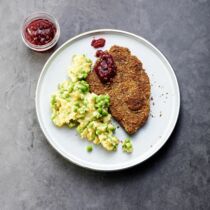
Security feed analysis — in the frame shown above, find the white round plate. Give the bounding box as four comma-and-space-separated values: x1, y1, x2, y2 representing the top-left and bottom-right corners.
36, 29, 180, 171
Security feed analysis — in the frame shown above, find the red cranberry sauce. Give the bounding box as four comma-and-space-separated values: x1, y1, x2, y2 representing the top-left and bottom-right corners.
91, 38, 106, 48
25, 19, 56, 46
93, 50, 116, 83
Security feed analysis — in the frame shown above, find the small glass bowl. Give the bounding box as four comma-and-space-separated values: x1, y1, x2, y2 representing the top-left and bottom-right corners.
21, 12, 60, 52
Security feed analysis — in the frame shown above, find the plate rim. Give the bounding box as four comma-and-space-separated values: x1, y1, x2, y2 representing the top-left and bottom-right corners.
35, 29, 180, 171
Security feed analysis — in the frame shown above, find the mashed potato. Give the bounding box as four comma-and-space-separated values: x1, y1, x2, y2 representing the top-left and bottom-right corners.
50, 55, 119, 151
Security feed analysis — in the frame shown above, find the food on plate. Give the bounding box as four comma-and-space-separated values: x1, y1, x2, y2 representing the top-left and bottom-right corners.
122, 138, 133, 153
86, 45, 151, 134
49, 44, 148, 152
50, 55, 119, 151
91, 38, 106, 48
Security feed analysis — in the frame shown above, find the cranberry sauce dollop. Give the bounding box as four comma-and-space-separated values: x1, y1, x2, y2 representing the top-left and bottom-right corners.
93, 50, 116, 83
24, 19, 56, 46
91, 38, 106, 48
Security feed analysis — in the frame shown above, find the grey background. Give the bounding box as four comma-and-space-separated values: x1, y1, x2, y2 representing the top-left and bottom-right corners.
0, 0, 210, 209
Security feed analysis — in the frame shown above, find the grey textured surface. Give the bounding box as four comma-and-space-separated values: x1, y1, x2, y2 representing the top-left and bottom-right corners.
0, 0, 210, 209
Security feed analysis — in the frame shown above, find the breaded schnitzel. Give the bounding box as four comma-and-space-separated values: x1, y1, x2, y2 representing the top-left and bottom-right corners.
86, 45, 151, 134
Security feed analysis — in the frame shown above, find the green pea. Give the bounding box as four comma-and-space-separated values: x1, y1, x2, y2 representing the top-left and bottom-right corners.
102, 110, 108, 116
86, 145, 93, 152
51, 95, 56, 105
73, 107, 78, 112
98, 108, 103, 114
96, 130, 102, 135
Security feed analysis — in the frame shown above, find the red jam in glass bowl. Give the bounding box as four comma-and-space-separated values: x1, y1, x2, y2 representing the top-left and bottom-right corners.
21, 12, 60, 52
25, 19, 56, 46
